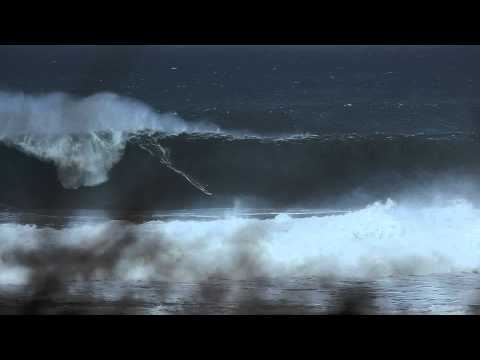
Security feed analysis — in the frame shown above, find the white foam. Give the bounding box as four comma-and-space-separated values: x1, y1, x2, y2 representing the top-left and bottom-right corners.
1, 198, 480, 284
8, 132, 127, 188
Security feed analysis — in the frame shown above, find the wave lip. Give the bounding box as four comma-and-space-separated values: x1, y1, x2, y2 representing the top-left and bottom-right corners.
0, 91, 220, 136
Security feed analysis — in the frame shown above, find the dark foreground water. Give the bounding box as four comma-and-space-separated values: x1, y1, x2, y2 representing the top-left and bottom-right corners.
1, 274, 480, 314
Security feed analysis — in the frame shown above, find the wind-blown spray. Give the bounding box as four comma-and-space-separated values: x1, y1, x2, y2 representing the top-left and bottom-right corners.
0, 91, 218, 193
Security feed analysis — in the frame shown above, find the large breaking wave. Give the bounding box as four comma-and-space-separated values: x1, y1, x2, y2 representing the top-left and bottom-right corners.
0, 91, 219, 192
2, 91, 480, 210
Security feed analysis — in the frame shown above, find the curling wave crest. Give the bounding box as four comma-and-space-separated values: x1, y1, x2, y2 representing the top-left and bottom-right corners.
0, 91, 219, 191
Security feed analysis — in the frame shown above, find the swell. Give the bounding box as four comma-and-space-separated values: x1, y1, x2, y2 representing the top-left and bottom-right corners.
2, 132, 480, 210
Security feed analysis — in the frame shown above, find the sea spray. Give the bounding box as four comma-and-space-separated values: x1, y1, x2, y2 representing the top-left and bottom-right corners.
1, 198, 479, 285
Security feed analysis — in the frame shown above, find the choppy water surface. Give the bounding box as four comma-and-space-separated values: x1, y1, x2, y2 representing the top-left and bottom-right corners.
1, 274, 479, 314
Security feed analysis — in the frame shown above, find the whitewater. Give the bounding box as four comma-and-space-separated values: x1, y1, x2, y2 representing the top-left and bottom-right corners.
1, 198, 480, 286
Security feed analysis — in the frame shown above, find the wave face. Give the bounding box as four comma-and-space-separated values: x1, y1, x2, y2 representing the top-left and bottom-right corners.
1, 198, 480, 284
2, 131, 480, 209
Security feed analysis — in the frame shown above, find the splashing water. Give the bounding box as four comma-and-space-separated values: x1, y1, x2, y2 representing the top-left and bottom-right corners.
0, 91, 218, 193
1, 198, 480, 285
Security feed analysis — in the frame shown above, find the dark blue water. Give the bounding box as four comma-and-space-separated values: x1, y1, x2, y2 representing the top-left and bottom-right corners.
1, 45, 480, 135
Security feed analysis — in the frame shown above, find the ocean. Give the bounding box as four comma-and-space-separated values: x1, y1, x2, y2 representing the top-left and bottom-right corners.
1, 45, 480, 314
